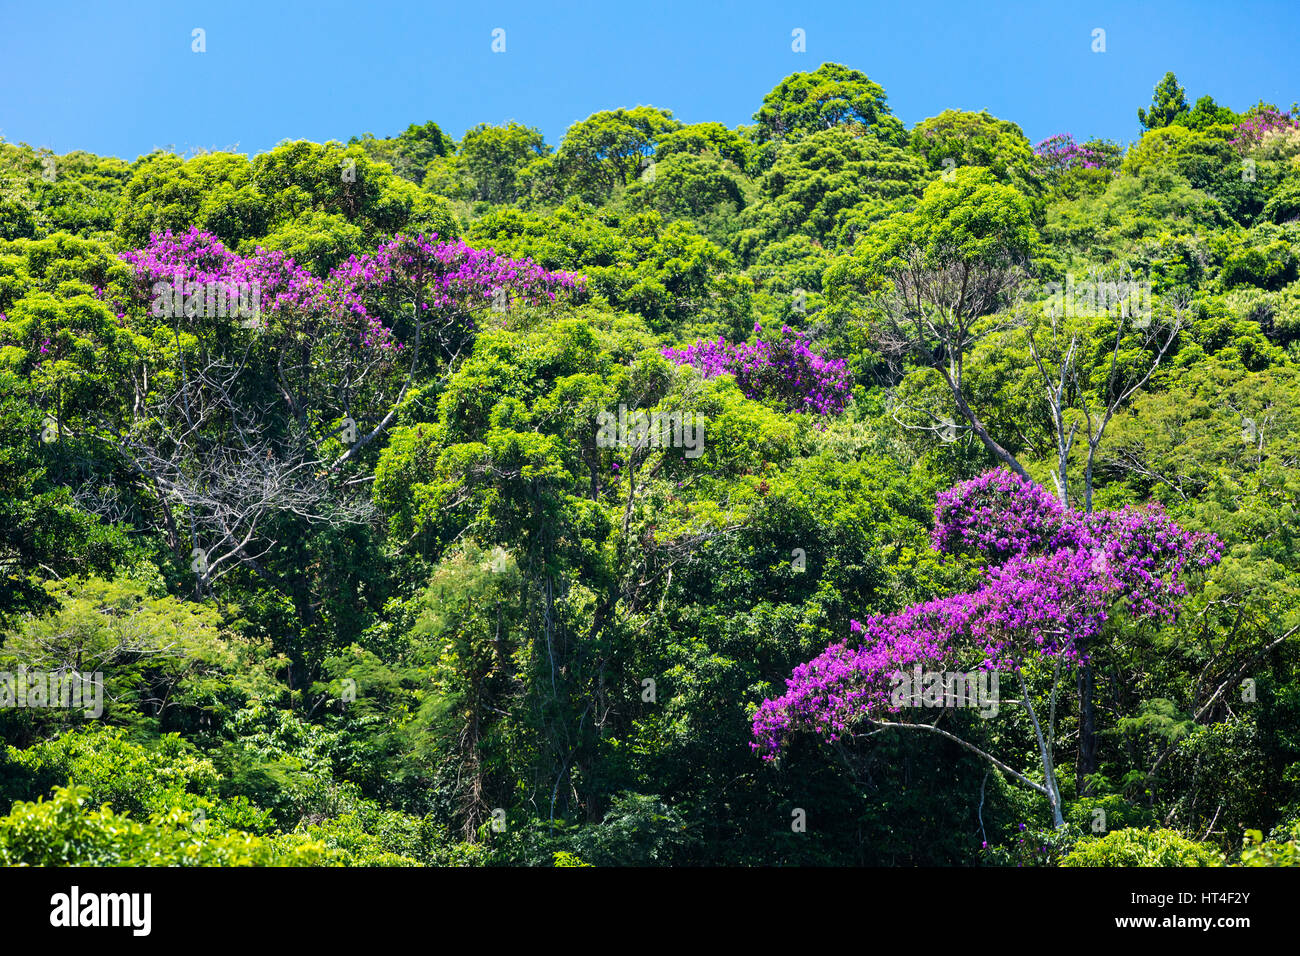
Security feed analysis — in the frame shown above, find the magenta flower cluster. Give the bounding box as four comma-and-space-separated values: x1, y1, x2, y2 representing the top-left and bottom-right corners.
751, 468, 1221, 759
121, 228, 389, 347
119, 228, 583, 352
330, 233, 584, 315
931, 467, 1070, 562
1230, 107, 1299, 152
1033, 134, 1108, 177
662, 323, 852, 416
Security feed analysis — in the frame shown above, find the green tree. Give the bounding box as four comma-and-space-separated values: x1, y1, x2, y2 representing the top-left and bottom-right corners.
654, 122, 752, 171
1138, 72, 1191, 131
734, 127, 926, 259
1061, 827, 1225, 866
458, 122, 549, 204
753, 63, 906, 146
910, 110, 1038, 190
349, 120, 456, 185
557, 107, 682, 202
825, 167, 1039, 478
1172, 94, 1240, 132
467, 204, 751, 336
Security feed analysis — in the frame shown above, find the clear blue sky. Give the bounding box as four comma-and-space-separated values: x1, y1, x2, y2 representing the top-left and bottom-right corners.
1, 0, 1297, 160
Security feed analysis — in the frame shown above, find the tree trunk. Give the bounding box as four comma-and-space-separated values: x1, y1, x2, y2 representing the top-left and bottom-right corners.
1077, 662, 1097, 792
1077, 447, 1098, 789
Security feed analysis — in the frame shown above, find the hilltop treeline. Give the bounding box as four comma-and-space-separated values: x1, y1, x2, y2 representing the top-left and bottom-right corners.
1, 65, 1298, 866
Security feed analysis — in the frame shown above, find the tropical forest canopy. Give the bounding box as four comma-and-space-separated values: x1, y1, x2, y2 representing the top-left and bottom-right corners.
1, 64, 1299, 867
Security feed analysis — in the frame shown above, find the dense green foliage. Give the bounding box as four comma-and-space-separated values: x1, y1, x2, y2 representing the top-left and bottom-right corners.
1, 65, 1298, 867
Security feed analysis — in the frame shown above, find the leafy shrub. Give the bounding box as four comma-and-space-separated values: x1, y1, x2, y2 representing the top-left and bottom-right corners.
553, 851, 593, 867
0, 786, 336, 866
2, 725, 221, 817
1061, 828, 1225, 867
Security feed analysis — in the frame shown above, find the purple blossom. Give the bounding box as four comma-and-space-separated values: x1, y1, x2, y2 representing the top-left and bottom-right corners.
1230, 107, 1299, 152
1033, 134, 1108, 179
114, 228, 583, 354
662, 323, 852, 416
752, 468, 1221, 759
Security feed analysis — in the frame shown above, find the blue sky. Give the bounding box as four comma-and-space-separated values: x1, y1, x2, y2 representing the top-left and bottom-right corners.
1, 0, 1297, 160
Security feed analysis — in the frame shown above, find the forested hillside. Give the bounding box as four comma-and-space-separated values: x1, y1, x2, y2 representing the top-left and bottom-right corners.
1, 64, 1298, 867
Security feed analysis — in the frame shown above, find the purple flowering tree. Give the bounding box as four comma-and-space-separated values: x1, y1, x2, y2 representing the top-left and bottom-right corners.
662, 323, 852, 416
752, 468, 1220, 828
104, 228, 581, 593
327, 232, 583, 465
1230, 106, 1299, 152
1032, 134, 1114, 182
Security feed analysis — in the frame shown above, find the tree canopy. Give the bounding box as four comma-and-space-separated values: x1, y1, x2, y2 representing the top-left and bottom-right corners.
1, 62, 1299, 871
